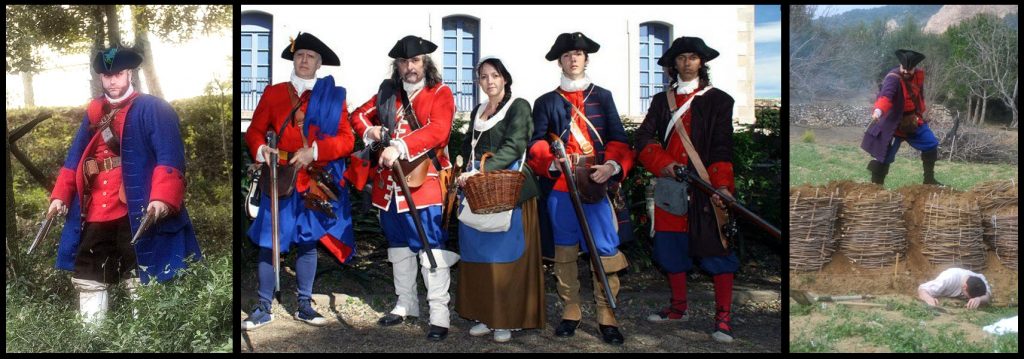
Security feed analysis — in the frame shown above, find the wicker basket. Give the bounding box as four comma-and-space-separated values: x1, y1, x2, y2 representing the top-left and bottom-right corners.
464, 152, 525, 214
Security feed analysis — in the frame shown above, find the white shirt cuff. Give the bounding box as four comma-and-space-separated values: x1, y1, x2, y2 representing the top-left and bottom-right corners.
311, 141, 319, 161
873, 108, 883, 118
363, 126, 381, 148
256, 144, 268, 163
606, 160, 622, 176
392, 138, 410, 160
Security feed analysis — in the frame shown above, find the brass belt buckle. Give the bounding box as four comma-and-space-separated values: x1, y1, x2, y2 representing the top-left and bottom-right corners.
103, 157, 114, 171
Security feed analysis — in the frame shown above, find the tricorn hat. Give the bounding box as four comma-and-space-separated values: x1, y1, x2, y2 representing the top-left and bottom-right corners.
388, 35, 438, 59
92, 47, 143, 75
281, 32, 340, 66
545, 32, 600, 61
894, 49, 925, 69
658, 36, 720, 67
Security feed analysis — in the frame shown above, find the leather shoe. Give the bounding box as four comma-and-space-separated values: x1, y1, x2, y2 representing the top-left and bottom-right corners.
378, 313, 407, 326
599, 325, 625, 345
426, 325, 448, 341
554, 319, 580, 337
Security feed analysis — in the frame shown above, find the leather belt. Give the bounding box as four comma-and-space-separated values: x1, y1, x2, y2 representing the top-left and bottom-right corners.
84, 156, 121, 176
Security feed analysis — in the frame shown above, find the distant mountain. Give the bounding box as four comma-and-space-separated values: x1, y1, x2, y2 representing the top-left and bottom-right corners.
814, 5, 1018, 33
815, 5, 943, 30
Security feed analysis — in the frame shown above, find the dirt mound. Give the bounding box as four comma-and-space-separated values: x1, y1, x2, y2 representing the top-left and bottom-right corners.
790, 182, 1018, 306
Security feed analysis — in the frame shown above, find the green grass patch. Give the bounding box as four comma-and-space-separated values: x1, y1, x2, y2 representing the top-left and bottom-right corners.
6, 256, 232, 353
790, 142, 1018, 190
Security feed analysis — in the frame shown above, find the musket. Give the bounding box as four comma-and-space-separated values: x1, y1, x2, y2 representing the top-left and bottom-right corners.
672, 166, 781, 240
27, 209, 61, 255
267, 130, 282, 303
390, 161, 438, 272
549, 134, 616, 309
130, 207, 159, 245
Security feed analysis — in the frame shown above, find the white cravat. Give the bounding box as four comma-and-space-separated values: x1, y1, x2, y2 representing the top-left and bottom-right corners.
675, 75, 699, 95
403, 78, 425, 94
105, 84, 136, 104
559, 73, 591, 92
290, 70, 317, 94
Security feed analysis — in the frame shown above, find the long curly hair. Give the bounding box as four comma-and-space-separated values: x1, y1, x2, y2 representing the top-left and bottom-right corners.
390, 55, 444, 88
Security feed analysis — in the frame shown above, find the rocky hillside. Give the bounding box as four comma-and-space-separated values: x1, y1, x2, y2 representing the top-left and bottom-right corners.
923, 5, 1018, 33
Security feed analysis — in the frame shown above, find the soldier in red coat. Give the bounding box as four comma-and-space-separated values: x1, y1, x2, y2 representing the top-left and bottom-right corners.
242, 32, 355, 331
350, 35, 457, 341
635, 37, 740, 343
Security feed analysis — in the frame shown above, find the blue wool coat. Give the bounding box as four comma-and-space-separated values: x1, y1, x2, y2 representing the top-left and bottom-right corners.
54, 94, 202, 284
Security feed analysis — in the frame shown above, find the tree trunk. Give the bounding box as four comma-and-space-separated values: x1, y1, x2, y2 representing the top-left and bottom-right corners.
89, 5, 106, 98
132, 6, 163, 98
980, 90, 988, 126
104, 5, 121, 47
965, 96, 972, 125
21, 72, 35, 108
6, 119, 16, 239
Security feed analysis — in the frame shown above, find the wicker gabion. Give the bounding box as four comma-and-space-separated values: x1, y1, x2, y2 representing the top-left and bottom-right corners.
972, 180, 1018, 249
790, 187, 842, 271
839, 190, 907, 268
921, 192, 986, 271
987, 210, 1018, 270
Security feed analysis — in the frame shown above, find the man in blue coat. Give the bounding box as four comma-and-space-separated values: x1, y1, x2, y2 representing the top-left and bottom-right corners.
861, 49, 942, 186
47, 47, 202, 326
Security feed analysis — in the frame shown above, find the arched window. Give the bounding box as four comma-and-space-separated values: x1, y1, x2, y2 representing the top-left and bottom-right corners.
442, 16, 479, 112
640, 22, 670, 112
241, 12, 272, 112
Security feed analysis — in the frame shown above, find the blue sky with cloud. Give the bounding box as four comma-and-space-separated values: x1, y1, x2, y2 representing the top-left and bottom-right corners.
755, 5, 781, 99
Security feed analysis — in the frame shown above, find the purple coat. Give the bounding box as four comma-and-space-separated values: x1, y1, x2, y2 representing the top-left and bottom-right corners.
861, 67, 919, 162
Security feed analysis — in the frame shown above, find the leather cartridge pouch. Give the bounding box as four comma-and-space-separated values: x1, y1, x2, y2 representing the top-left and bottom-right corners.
573, 155, 607, 204
898, 112, 920, 135
397, 151, 433, 188
653, 176, 688, 216
259, 157, 299, 198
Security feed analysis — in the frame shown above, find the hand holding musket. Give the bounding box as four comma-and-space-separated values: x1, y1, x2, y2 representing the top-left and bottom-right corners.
672, 166, 781, 240
549, 134, 616, 309
27, 208, 63, 255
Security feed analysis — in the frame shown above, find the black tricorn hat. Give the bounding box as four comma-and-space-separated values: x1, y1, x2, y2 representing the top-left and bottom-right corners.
545, 32, 600, 61
388, 35, 438, 59
281, 32, 340, 66
658, 36, 720, 67
92, 47, 143, 75
894, 49, 925, 69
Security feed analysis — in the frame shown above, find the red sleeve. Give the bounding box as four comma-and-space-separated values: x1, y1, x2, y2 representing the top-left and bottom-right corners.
708, 161, 735, 195
874, 96, 893, 114
527, 140, 556, 179
150, 165, 185, 212
50, 167, 76, 203
604, 141, 634, 179
350, 95, 379, 139
313, 101, 355, 162
401, 86, 454, 160
245, 85, 275, 161
637, 143, 676, 178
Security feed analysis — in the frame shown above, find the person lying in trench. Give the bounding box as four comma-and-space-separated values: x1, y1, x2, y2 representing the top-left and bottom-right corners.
917, 267, 992, 310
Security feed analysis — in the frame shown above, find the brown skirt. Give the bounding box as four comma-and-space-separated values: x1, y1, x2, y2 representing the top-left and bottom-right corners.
455, 197, 546, 329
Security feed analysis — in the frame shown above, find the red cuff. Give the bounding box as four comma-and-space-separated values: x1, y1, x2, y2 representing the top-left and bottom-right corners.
150, 165, 185, 212
527, 140, 556, 179
51, 167, 77, 203
708, 161, 735, 194
319, 234, 354, 264
874, 96, 893, 115
604, 141, 634, 179
638, 143, 676, 178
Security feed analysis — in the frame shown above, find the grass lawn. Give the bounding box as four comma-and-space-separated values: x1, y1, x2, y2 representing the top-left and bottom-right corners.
790, 142, 1018, 190
790, 296, 1018, 353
